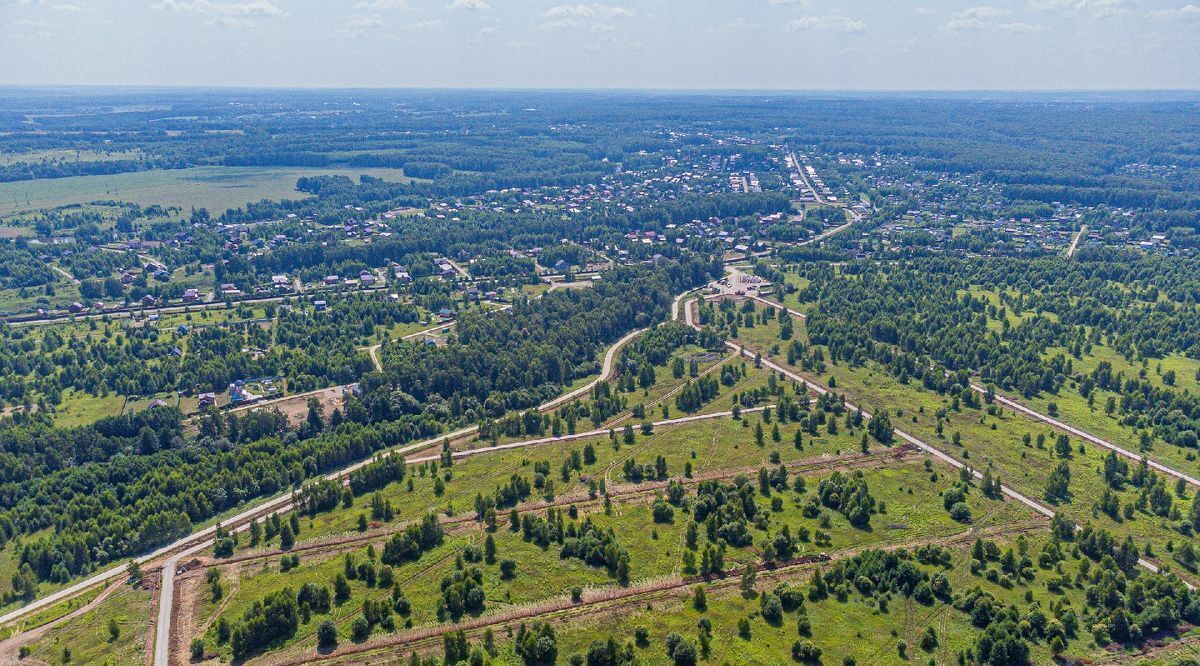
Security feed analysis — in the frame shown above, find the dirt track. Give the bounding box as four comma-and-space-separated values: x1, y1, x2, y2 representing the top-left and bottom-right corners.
259, 520, 1047, 666
0, 582, 122, 665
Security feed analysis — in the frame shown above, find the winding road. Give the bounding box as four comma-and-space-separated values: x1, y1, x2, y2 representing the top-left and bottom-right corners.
149, 321, 649, 664
0, 298, 656, 665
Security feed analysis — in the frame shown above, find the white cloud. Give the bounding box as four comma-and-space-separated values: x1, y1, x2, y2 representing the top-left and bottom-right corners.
1149, 4, 1200, 18
355, 0, 409, 8
945, 6, 1035, 31
959, 6, 1008, 19
543, 4, 634, 19
784, 15, 865, 33
151, 0, 285, 18
1029, 0, 1129, 18
540, 17, 580, 29
945, 17, 986, 29
767, 0, 809, 4
215, 15, 255, 27
446, 0, 489, 9
717, 17, 756, 32
344, 14, 383, 29
338, 13, 384, 37
997, 21, 1046, 31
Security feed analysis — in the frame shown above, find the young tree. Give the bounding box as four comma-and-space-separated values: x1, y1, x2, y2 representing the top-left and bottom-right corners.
317, 620, 338, 649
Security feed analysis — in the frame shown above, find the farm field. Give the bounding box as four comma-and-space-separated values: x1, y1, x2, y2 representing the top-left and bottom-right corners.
0, 166, 414, 219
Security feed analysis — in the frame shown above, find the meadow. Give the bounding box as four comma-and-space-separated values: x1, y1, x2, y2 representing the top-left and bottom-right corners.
0, 166, 414, 219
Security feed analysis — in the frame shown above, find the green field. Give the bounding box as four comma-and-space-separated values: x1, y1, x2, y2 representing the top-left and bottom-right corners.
26, 582, 151, 666
0, 166, 414, 219
0, 149, 144, 167
193, 443, 1017, 664
732, 313, 1200, 582
543, 532, 1115, 666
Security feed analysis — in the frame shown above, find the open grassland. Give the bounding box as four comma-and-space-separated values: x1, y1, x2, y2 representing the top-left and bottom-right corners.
26, 582, 151, 666
0, 166, 414, 219
1019, 370, 1200, 483
538, 532, 1120, 666
732, 315, 1200, 581
161, 380, 1038, 665
192, 450, 1019, 664
0, 149, 145, 166
1047, 342, 1200, 396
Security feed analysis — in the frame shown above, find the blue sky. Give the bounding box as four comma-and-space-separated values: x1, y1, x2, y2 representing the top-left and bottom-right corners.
3, 0, 1198, 89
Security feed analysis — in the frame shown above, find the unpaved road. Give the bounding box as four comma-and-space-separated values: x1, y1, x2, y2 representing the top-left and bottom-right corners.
682, 291, 1191, 588
149, 322, 651, 665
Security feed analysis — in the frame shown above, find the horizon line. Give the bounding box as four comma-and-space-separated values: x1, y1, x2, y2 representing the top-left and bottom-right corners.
2, 84, 1199, 96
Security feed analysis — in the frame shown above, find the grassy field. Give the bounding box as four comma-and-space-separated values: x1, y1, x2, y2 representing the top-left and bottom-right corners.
733, 314, 1199, 577
0, 166, 414, 219
1048, 342, 1200, 396
49, 390, 129, 428
1020, 367, 1200, 482
26, 582, 151, 666
195, 447, 1016, 664
540, 532, 1119, 666
0, 584, 105, 641
0, 149, 144, 166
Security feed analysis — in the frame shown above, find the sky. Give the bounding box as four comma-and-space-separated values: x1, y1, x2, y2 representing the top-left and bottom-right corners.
2, 0, 1199, 90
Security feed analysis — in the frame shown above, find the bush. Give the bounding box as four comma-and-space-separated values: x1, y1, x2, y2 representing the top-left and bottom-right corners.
500, 559, 517, 579
317, 619, 338, 649
792, 639, 822, 662
652, 499, 675, 524
665, 632, 698, 666
350, 616, 371, 643
760, 593, 784, 625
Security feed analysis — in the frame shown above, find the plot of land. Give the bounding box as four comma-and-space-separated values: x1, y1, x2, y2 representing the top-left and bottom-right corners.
0, 166, 414, 219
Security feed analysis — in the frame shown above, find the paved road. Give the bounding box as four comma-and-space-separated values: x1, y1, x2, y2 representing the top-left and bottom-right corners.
153, 562, 175, 666
786, 151, 864, 230
682, 291, 1191, 588
366, 345, 382, 372
158, 400, 770, 666
49, 264, 81, 286
6, 284, 391, 327
801, 220, 855, 245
